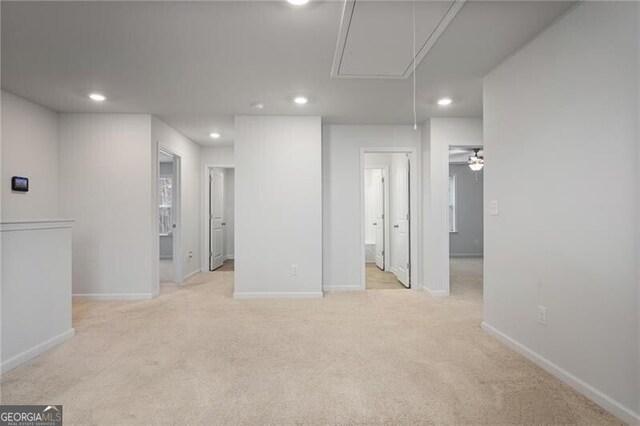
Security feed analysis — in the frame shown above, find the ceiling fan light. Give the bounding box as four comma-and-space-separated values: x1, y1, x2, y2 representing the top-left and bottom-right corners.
469, 162, 484, 171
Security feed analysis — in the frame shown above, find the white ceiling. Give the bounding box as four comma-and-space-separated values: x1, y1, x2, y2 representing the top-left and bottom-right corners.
1, 1, 574, 146
334, 0, 463, 78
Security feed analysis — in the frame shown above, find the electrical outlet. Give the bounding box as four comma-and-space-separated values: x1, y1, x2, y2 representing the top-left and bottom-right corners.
537, 305, 547, 326
291, 264, 298, 277
489, 200, 500, 216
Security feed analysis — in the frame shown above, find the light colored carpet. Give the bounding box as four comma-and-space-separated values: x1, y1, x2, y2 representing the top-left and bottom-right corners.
0, 261, 621, 425
365, 263, 405, 289
159, 258, 173, 283
216, 259, 234, 272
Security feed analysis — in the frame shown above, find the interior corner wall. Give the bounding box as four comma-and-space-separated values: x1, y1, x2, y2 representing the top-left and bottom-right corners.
152, 118, 202, 280
322, 125, 421, 291
423, 118, 483, 296
59, 114, 155, 298
483, 1, 639, 421
1, 91, 59, 221
234, 116, 322, 298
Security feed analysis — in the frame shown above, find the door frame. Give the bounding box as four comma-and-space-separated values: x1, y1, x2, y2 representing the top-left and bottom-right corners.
156, 144, 182, 290
360, 147, 420, 291
364, 165, 390, 272
202, 163, 235, 273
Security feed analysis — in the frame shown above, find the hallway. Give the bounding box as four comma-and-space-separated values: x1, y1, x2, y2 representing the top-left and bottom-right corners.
0, 266, 618, 424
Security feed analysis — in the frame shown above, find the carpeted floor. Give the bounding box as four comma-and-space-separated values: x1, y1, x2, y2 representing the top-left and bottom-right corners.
365, 263, 405, 289
0, 259, 621, 424
159, 258, 174, 283
215, 259, 235, 272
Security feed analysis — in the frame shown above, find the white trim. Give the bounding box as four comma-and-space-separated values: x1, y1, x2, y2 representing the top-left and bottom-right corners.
72, 293, 154, 300
323, 285, 362, 292
182, 268, 202, 282
1, 329, 75, 373
481, 322, 640, 425
0, 219, 74, 232
233, 292, 323, 300
225, 255, 235, 260
450, 253, 483, 258
424, 288, 449, 297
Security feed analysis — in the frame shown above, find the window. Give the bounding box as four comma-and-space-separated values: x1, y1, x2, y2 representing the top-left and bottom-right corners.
449, 174, 456, 233
159, 177, 173, 235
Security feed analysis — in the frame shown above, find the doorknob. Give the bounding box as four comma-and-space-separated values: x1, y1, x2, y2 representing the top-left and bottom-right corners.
222, 222, 226, 226
373, 222, 377, 226
393, 225, 399, 228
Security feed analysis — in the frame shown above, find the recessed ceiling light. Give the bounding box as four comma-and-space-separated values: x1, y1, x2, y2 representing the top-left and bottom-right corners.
210, 132, 221, 139
294, 96, 308, 105
88, 92, 107, 102
251, 102, 265, 110
437, 97, 453, 106
287, 0, 309, 5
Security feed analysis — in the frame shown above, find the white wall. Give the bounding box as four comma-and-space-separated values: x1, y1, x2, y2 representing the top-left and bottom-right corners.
59, 114, 155, 298
483, 2, 639, 422
1, 221, 74, 372
152, 118, 202, 280
202, 145, 234, 166
1, 91, 59, 221
223, 168, 235, 259
323, 125, 421, 291
421, 118, 483, 296
234, 116, 322, 298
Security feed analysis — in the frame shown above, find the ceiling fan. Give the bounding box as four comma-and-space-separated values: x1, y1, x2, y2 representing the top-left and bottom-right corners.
468, 148, 484, 171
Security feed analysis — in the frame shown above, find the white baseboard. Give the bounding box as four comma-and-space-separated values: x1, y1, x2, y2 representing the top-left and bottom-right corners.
2, 328, 75, 373
323, 285, 363, 292
233, 291, 323, 300
182, 268, 202, 282
72, 293, 154, 300
225, 255, 235, 260
424, 287, 449, 297
481, 322, 640, 425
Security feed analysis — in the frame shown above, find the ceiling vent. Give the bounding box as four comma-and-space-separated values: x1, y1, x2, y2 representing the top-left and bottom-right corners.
331, 0, 465, 79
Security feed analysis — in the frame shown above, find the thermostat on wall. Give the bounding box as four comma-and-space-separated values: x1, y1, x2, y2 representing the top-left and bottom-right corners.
11, 176, 29, 192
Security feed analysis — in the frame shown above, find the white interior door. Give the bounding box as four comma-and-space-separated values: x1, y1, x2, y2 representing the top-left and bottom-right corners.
209, 169, 225, 271
374, 170, 385, 269
393, 155, 410, 287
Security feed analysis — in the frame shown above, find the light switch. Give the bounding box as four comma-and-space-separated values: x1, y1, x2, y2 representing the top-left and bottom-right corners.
489, 200, 499, 216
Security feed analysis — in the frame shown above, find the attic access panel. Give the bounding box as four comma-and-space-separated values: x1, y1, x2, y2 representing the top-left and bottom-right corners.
332, 0, 465, 79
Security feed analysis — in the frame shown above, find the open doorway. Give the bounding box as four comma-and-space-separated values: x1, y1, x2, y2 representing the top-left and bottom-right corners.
209, 167, 234, 272
158, 149, 181, 284
362, 152, 411, 290
448, 147, 484, 298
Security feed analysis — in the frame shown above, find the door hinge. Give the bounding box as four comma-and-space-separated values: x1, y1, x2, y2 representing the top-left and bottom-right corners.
407, 262, 411, 270
406, 213, 410, 221
382, 177, 385, 183
382, 213, 385, 219
382, 250, 385, 256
